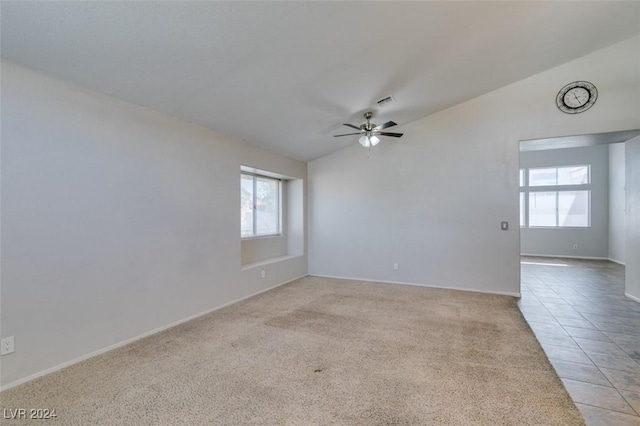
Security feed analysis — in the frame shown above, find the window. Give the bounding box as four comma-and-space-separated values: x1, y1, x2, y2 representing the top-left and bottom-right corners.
529, 165, 589, 186
241, 173, 280, 238
519, 169, 525, 227
519, 192, 525, 228
521, 165, 591, 228
529, 191, 556, 227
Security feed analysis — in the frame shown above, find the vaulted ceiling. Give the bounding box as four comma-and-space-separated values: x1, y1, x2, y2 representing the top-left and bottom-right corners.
2, 1, 639, 161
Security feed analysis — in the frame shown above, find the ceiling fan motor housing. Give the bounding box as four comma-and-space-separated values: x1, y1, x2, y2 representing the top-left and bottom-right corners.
363, 111, 375, 131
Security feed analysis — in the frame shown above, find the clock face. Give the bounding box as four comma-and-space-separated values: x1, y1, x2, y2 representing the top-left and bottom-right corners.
556, 81, 598, 114
563, 87, 590, 108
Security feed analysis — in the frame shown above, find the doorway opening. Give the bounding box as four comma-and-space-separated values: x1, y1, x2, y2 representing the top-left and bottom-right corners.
518, 129, 639, 284
516, 129, 640, 420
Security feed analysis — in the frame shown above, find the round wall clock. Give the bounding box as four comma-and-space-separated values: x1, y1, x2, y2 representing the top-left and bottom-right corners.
556, 81, 598, 114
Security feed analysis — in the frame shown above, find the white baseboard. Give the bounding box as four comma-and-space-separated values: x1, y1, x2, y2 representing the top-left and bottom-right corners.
0, 274, 307, 392
309, 274, 521, 298
521, 254, 626, 266
521, 254, 610, 261
625, 293, 640, 304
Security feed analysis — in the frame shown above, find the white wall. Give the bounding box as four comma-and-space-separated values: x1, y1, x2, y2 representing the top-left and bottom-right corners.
287, 179, 305, 256
609, 143, 626, 264
626, 136, 640, 302
309, 36, 640, 296
520, 145, 609, 258
0, 61, 308, 388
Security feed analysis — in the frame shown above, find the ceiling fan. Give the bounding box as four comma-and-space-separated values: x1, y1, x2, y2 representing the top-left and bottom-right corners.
334, 111, 403, 148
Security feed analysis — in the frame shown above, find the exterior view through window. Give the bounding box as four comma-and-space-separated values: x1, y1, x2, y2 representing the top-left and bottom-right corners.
520, 165, 590, 228
241, 173, 280, 238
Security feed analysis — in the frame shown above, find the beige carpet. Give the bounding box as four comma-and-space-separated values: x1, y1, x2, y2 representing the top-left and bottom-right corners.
1, 277, 583, 425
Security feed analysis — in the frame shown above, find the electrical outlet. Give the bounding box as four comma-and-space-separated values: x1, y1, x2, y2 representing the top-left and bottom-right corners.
261, 270, 266, 279
1, 336, 14, 355
573, 244, 578, 250
393, 263, 399, 271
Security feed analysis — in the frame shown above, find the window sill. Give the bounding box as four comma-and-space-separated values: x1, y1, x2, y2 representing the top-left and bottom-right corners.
241, 233, 283, 241
241, 254, 303, 271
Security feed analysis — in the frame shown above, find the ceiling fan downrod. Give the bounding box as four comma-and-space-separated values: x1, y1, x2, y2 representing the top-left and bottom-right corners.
362, 111, 374, 132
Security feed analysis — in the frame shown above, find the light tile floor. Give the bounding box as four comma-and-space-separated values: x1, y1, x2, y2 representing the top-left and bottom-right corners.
518, 256, 640, 425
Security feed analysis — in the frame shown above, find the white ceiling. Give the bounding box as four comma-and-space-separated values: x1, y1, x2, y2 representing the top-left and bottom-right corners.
2, 2, 639, 161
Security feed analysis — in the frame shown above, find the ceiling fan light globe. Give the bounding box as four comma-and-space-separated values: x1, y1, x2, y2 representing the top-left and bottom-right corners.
359, 135, 371, 147
370, 135, 380, 146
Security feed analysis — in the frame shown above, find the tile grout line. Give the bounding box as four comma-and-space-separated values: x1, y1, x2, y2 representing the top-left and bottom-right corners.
561, 387, 639, 417
520, 258, 640, 419
555, 285, 640, 418
581, 350, 640, 417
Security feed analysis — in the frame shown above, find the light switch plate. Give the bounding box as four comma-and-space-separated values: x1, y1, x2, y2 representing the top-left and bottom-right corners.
501, 221, 509, 231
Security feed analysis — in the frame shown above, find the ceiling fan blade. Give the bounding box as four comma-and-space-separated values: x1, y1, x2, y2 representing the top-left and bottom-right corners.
373, 121, 397, 131
376, 132, 404, 138
333, 132, 363, 137
342, 123, 361, 130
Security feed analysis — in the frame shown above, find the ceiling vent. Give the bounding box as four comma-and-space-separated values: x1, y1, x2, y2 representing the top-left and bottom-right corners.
376, 95, 394, 107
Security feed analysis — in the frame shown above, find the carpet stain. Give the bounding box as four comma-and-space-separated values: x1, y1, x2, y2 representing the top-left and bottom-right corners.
264, 308, 368, 339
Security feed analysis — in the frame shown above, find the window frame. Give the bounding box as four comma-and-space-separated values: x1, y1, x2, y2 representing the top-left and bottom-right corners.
521, 165, 592, 229
528, 190, 591, 228
241, 172, 281, 239
519, 169, 525, 228
528, 164, 590, 187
